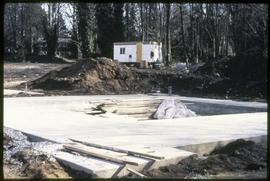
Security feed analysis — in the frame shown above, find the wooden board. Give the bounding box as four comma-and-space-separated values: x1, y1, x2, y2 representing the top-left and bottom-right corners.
63, 143, 139, 166
68, 139, 165, 160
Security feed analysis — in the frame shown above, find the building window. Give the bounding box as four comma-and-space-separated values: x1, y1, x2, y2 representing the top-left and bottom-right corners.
150, 51, 154, 58
120, 48, 125, 54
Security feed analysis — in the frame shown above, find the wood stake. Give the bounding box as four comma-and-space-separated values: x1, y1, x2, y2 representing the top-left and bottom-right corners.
127, 167, 147, 178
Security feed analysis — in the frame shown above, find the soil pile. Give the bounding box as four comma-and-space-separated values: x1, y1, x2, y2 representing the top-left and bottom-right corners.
23, 53, 267, 100
194, 49, 267, 99
26, 57, 148, 94
24, 57, 210, 95
135, 139, 267, 179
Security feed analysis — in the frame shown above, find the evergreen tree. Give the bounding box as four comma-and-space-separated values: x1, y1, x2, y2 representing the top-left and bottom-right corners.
77, 3, 90, 58
113, 3, 125, 42
95, 3, 114, 58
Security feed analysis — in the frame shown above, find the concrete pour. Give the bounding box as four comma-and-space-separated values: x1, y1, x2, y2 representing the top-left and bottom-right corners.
4, 94, 267, 178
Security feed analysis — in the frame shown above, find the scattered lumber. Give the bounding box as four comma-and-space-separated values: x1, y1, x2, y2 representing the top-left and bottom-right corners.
88, 98, 163, 120
63, 143, 139, 166
127, 167, 147, 178
69, 138, 165, 160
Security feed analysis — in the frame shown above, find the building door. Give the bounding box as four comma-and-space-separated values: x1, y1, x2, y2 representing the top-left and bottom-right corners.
136, 43, 142, 63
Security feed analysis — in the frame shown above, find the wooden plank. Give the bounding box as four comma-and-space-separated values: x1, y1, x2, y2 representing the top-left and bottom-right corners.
115, 108, 156, 115
101, 104, 160, 109
69, 138, 165, 160
127, 167, 147, 178
130, 113, 154, 117
63, 143, 139, 166
90, 99, 163, 104
99, 106, 157, 114
100, 99, 163, 105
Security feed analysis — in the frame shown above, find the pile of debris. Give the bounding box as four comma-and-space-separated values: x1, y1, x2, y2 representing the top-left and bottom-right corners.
3, 127, 91, 179
127, 139, 267, 179
24, 57, 148, 94
20, 51, 267, 100
21, 57, 211, 95
193, 49, 267, 99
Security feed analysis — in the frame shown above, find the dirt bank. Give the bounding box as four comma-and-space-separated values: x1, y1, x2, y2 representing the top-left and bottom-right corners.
17, 53, 267, 100
126, 139, 267, 179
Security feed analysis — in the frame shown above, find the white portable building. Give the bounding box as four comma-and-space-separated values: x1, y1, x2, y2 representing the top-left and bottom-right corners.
113, 41, 162, 64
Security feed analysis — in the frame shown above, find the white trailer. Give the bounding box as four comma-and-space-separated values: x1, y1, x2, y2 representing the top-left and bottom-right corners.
113, 41, 162, 65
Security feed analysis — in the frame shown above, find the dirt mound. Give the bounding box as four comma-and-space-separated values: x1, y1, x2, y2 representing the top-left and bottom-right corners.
195, 50, 267, 99
26, 57, 147, 94
21, 54, 266, 100
8, 150, 70, 178
22, 57, 208, 95
128, 139, 267, 179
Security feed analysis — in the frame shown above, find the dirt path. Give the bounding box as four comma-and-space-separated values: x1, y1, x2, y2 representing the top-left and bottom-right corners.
4, 63, 69, 89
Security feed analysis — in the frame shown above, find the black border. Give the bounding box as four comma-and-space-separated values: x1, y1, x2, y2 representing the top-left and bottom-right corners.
1, 1, 269, 181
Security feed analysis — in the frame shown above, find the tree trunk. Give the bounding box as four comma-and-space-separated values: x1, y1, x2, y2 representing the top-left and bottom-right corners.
165, 3, 171, 66
77, 3, 90, 58
20, 4, 25, 62
139, 4, 144, 41
125, 4, 129, 41
179, 4, 189, 66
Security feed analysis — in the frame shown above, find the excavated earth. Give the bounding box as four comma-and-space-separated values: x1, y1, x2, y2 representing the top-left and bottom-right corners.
126, 139, 267, 179
17, 51, 267, 100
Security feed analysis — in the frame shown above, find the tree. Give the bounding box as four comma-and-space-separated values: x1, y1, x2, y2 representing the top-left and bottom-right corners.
165, 3, 171, 65
95, 3, 114, 58
77, 3, 90, 58
125, 3, 139, 41
227, 4, 268, 56
4, 3, 267, 64
42, 3, 64, 58
4, 3, 45, 61
113, 3, 125, 42
179, 4, 188, 65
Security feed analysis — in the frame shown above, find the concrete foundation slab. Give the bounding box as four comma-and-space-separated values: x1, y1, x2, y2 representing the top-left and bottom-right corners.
3, 94, 267, 178
4, 95, 267, 148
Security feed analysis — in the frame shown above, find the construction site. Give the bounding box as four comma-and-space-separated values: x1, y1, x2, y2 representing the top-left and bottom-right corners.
3, 54, 267, 179
3, 2, 268, 180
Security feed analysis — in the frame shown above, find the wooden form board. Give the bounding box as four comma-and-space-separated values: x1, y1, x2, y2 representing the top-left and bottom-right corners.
64, 143, 139, 166
69, 138, 165, 160
90, 98, 163, 120
57, 143, 195, 178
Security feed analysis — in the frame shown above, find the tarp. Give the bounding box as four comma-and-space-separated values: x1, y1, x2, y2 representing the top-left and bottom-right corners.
153, 99, 196, 119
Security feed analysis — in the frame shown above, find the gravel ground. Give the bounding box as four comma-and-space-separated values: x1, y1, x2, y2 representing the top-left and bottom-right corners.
3, 127, 92, 179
